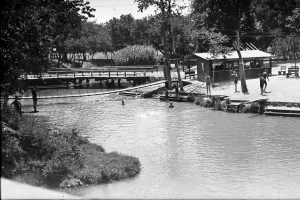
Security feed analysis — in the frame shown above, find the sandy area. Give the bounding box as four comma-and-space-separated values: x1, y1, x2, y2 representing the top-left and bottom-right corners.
184, 61, 300, 102
1, 178, 80, 199
211, 75, 300, 102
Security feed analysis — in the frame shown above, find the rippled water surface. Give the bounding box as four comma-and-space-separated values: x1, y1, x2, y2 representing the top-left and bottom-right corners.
21, 93, 300, 199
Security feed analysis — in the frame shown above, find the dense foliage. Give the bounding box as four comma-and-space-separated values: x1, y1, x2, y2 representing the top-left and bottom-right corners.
0, 0, 94, 88
112, 45, 160, 65
1, 109, 140, 187
191, 0, 300, 50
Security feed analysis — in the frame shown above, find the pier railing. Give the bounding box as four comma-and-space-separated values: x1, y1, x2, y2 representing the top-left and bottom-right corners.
22, 68, 157, 80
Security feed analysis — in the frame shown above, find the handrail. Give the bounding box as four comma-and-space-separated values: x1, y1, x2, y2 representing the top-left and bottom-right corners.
48, 69, 154, 74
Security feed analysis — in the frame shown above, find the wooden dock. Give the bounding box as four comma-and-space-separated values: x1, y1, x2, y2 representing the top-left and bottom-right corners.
264, 107, 300, 117
226, 98, 268, 113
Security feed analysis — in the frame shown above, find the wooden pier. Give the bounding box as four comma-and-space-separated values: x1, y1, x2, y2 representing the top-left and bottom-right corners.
264, 107, 300, 117
19, 68, 157, 87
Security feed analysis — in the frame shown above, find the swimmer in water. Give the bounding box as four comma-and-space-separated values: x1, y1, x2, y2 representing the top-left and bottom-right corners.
169, 103, 174, 108
122, 100, 125, 105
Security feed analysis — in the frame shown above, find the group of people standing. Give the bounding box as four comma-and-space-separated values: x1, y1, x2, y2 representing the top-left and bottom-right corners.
203, 69, 269, 96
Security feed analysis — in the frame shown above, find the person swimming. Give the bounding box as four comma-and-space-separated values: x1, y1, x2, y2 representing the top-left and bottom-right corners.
122, 100, 125, 105
169, 103, 174, 108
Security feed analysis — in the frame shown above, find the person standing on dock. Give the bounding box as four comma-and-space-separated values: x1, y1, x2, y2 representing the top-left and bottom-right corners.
233, 72, 238, 92
204, 73, 212, 96
259, 74, 266, 95
31, 86, 38, 112
262, 69, 269, 92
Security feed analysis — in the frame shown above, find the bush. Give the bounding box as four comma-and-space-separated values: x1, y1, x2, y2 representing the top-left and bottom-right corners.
194, 97, 202, 105
194, 97, 213, 107
214, 99, 229, 111
112, 45, 160, 65
1, 110, 141, 188
242, 102, 260, 113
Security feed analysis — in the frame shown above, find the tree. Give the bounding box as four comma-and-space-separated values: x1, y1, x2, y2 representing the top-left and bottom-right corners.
271, 36, 300, 67
0, 0, 95, 89
191, 0, 255, 43
199, 30, 232, 85
135, 0, 185, 89
252, 0, 300, 49
286, 8, 300, 34
233, 31, 248, 93
106, 14, 135, 51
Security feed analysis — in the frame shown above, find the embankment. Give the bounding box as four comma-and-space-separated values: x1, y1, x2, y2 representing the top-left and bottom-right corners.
1, 107, 141, 189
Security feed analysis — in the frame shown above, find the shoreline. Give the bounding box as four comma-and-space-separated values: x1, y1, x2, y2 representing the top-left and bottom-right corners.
1, 107, 141, 192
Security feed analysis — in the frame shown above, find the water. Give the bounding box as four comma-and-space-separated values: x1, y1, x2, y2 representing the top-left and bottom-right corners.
21, 93, 300, 199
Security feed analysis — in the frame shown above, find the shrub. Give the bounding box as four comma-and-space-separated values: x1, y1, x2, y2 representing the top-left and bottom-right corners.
112, 45, 160, 65
1, 110, 141, 188
194, 97, 202, 105
214, 99, 228, 111
242, 102, 260, 113
194, 97, 213, 107
203, 98, 213, 107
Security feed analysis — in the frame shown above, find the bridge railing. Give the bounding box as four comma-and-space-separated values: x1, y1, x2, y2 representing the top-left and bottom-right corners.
22, 68, 157, 79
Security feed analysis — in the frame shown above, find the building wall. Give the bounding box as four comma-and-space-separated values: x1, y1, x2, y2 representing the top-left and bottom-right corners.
197, 59, 210, 82
245, 67, 270, 79
195, 57, 272, 82
213, 70, 233, 82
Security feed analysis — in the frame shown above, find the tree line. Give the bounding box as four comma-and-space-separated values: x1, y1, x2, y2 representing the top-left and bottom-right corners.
1, 0, 299, 89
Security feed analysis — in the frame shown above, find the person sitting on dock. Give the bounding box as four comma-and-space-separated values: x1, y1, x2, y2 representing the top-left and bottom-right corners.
204, 73, 212, 96
169, 103, 174, 108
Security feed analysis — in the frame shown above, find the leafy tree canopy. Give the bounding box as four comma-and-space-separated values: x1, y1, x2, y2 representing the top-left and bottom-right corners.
0, 0, 94, 87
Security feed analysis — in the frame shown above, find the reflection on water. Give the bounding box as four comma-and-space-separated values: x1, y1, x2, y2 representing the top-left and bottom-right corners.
21, 94, 300, 199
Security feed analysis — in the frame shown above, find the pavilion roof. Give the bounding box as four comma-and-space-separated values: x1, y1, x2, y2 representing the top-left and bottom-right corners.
193, 50, 272, 61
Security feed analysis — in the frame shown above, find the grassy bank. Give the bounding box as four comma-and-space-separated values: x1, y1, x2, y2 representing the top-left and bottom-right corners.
1, 107, 140, 188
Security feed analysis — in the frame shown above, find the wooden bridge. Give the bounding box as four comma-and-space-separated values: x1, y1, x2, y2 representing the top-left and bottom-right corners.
20, 66, 160, 87
22, 67, 156, 80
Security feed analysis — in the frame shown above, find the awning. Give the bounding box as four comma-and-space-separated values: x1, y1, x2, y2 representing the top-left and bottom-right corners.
193, 50, 273, 61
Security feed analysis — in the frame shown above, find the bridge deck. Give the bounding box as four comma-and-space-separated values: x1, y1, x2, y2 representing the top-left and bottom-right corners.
23, 71, 151, 80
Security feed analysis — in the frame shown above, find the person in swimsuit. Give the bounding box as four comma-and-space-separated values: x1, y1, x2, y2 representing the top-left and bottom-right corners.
204, 73, 212, 96
233, 72, 238, 92
262, 69, 269, 92
259, 74, 265, 95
